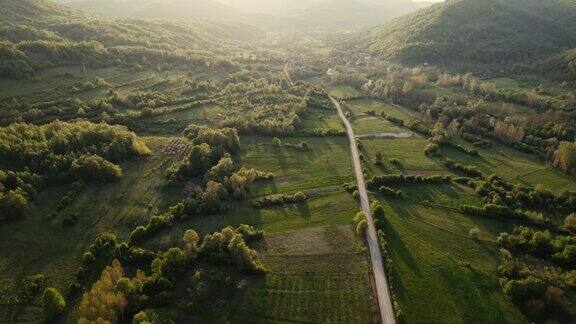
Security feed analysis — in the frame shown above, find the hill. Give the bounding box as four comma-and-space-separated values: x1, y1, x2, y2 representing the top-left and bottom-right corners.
0, 0, 76, 21
362, 0, 576, 66
0, 0, 262, 79
287, 0, 431, 30
535, 48, 576, 81
59, 0, 433, 30
63, 0, 243, 21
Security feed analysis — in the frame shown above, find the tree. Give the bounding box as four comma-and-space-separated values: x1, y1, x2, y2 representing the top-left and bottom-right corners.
183, 229, 199, 258
371, 201, 385, 219
469, 227, 480, 239
132, 311, 150, 324
503, 276, 546, 303
272, 137, 281, 147
553, 141, 576, 175
374, 151, 384, 166
424, 143, 439, 156
565, 213, 576, 232
78, 260, 126, 323
43, 287, 66, 320
0, 188, 28, 220
158, 248, 187, 280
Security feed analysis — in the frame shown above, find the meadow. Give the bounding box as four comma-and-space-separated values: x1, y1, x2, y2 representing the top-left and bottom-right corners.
344, 97, 541, 323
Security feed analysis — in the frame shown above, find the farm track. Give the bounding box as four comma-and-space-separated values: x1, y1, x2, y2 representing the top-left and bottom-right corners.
331, 97, 396, 324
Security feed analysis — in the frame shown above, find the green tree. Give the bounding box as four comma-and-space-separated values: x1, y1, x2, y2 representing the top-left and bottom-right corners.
565, 213, 576, 232
182, 229, 199, 258
43, 287, 66, 320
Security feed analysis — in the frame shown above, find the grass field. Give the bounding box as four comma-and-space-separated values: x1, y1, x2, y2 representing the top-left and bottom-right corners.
329, 85, 362, 99
347, 98, 416, 121
239, 225, 375, 323
300, 106, 345, 131
442, 142, 576, 193
359, 137, 448, 176
376, 198, 526, 323
344, 96, 534, 323
489, 77, 522, 90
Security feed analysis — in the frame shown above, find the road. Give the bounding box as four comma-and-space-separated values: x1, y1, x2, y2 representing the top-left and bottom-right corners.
331, 96, 397, 324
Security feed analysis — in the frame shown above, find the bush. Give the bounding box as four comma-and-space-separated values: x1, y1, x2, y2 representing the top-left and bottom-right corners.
356, 219, 368, 235
469, 227, 480, 239
440, 158, 483, 178
565, 213, 576, 232
424, 143, 439, 156
379, 186, 404, 198
368, 174, 451, 188
503, 276, 546, 304
272, 137, 282, 147
43, 288, 66, 320
22, 274, 45, 300
253, 192, 307, 208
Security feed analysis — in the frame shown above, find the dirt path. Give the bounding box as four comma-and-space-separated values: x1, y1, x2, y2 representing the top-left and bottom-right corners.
331, 96, 397, 324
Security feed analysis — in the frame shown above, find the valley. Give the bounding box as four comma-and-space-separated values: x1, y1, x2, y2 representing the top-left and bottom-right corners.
1, 0, 576, 323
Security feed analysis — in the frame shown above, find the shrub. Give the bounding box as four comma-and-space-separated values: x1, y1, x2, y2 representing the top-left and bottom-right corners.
503, 276, 546, 303
22, 274, 45, 300
43, 288, 66, 320
272, 137, 282, 147
253, 192, 307, 208
62, 213, 79, 226
424, 143, 439, 156
565, 213, 576, 232
368, 174, 451, 188
469, 227, 480, 239
379, 186, 403, 198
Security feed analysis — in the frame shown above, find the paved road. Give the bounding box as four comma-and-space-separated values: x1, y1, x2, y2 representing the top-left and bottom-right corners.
331, 96, 397, 324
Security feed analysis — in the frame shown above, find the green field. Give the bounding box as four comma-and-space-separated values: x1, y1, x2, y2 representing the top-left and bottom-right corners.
442, 142, 576, 193
347, 96, 534, 323
376, 198, 526, 323
347, 98, 417, 121
329, 85, 362, 99
240, 225, 375, 323
360, 137, 448, 176
300, 106, 345, 131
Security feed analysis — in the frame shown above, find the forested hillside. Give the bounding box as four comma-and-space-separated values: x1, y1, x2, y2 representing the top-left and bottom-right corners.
0, 0, 262, 79
0, 0, 76, 21
362, 0, 576, 68
535, 48, 576, 81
